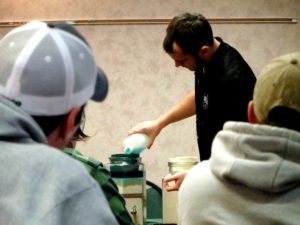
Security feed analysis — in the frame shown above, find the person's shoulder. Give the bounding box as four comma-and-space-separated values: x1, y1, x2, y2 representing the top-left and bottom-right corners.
223, 45, 247, 64
63, 148, 116, 192
214, 40, 256, 82
180, 161, 217, 195
178, 161, 220, 224
29, 145, 96, 187
215, 38, 248, 63
184, 161, 210, 181
64, 147, 107, 176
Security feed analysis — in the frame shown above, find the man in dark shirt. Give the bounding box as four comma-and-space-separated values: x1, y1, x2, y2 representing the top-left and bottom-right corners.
128, 12, 256, 191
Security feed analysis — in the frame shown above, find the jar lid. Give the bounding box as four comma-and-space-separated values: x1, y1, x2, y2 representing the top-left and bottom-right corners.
109, 153, 142, 177
168, 156, 198, 163
110, 153, 140, 158
109, 153, 141, 164
168, 156, 198, 169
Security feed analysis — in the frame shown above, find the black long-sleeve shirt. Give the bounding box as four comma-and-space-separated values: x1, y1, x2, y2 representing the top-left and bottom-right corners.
195, 37, 256, 160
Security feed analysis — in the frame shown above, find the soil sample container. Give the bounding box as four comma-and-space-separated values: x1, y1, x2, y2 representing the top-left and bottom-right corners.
108, 154, 146, 225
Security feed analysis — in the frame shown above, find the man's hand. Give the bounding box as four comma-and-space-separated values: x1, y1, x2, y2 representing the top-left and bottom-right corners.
163, 171, 188, 191
128, 120, 162, 149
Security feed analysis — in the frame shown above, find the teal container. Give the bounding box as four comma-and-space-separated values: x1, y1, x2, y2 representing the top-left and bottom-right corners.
108, 154, 146, 225
108, 154, 144, 178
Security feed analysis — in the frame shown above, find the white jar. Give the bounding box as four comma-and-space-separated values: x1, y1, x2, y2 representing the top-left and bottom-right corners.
168, 156, 199, 174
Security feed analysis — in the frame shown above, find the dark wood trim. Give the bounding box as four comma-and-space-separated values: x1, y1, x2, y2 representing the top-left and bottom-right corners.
0, 17, 297, 27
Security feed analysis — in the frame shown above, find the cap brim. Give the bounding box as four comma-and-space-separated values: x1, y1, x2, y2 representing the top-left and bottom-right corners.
91, 66, 109, 102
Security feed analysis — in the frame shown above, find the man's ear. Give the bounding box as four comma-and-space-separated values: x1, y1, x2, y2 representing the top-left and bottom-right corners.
198, 45, 209, 58
63, 107, 81, 140
247, 100, 258, 124
47, 107, 81, 150
198, 45, 211, 62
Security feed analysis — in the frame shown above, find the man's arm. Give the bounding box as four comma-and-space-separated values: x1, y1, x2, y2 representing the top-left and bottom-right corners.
128, 90, 196, 148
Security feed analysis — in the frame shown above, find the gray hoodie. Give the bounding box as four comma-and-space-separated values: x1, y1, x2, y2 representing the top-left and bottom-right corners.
0, 96, 119, 225
179, 121, 300, 225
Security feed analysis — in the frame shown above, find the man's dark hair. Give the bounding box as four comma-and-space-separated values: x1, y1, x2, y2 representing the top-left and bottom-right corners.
32, 105, 85, 136
267, 106, 300, 132
163, 12, 214, 57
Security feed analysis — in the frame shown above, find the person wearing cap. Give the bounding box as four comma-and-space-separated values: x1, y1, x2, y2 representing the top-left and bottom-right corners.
0, 21, 118, 224
128, 12, 256, 191
178, 52, 300, 225
52, 25, 134, 225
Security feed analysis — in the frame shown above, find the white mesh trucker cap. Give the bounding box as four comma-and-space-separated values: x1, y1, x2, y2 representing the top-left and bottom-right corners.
0, 21, 108, 116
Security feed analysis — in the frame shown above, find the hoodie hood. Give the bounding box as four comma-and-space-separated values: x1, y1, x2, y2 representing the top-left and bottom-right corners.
210, 121, 300, 193
0, 96, 47, 144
